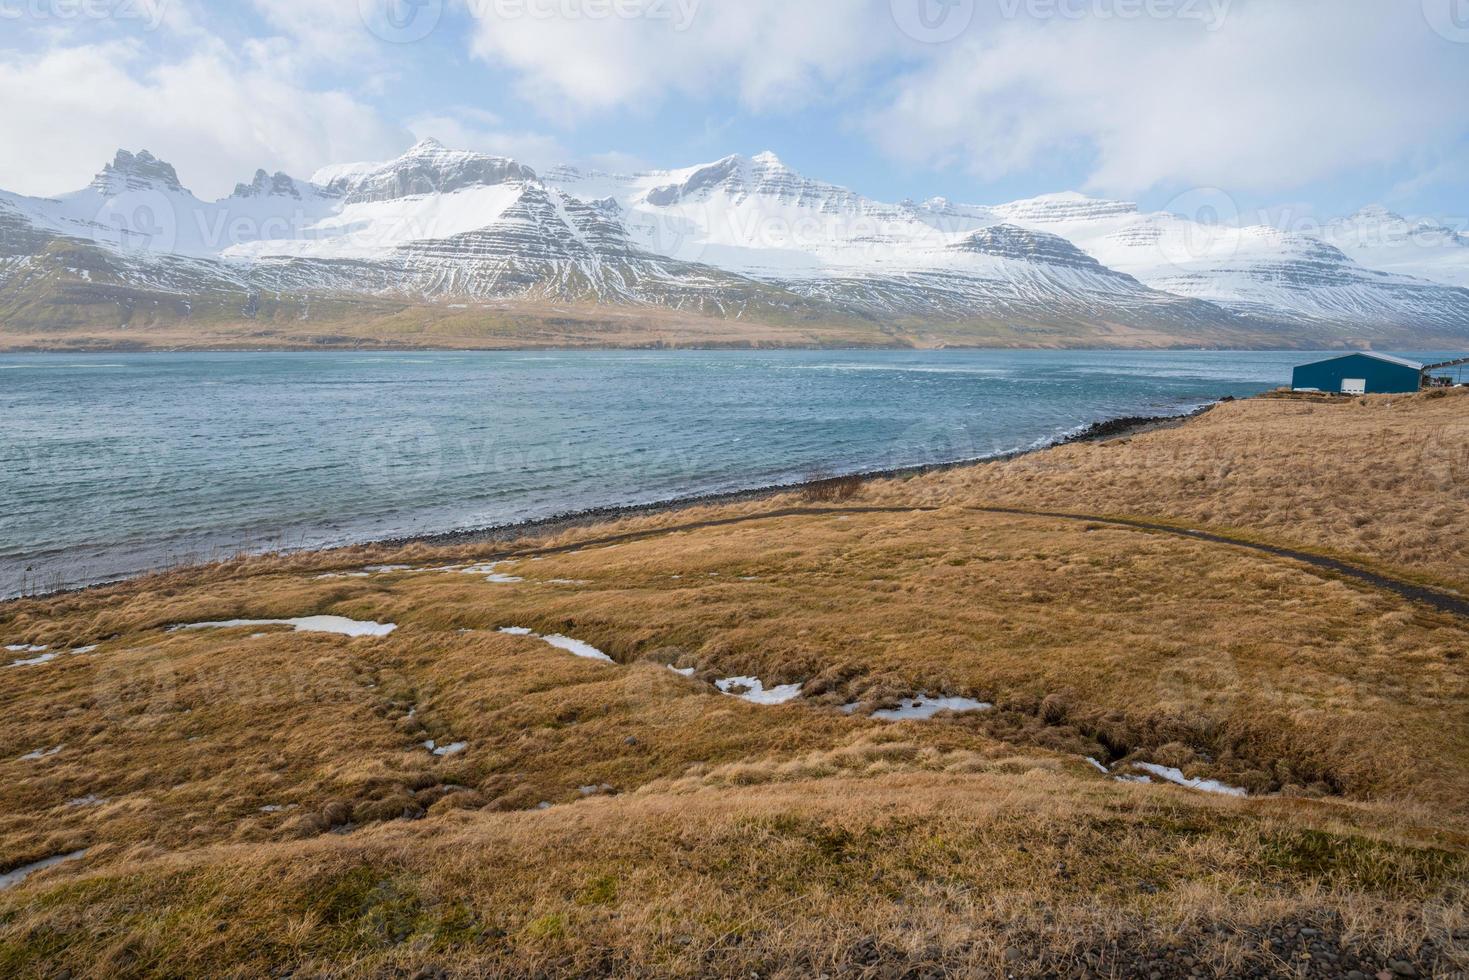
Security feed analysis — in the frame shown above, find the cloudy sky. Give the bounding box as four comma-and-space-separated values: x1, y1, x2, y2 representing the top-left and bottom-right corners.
2, 0, 1467, 225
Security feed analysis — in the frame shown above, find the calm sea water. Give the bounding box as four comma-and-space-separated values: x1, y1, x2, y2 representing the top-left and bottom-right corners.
0, 349, 1438, 597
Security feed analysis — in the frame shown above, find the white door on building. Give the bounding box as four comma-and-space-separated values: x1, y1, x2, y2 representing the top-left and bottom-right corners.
1341, 378, 1366, 395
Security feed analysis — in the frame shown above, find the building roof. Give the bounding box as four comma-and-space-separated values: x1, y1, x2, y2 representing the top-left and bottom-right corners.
1296, 351, 1424, 372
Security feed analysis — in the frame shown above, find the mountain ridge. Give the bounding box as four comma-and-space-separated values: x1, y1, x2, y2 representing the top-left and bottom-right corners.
3, 142, 1468, 350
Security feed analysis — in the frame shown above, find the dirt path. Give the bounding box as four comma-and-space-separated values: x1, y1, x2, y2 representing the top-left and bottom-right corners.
966, 507, 1469, 619
481, 503, 1469, 620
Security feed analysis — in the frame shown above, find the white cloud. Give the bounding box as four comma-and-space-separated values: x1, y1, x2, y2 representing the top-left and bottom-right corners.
0, 37, 408, 199
247, 0, 381, 68
1, 0, 1464, 207
866, 1, 1469, 196
583, 150, 651, 174
464, 0, 893, 117
460, 0, 1469, 198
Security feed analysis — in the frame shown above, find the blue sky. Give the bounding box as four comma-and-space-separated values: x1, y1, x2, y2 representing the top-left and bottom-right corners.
2, 0, 1467, 228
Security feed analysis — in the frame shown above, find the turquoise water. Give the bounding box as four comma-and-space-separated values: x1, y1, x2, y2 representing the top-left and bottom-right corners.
0, 348, 1434, 597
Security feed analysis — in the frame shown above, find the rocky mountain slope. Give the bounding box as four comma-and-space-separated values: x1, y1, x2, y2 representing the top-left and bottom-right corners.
3, 140, 1467, 348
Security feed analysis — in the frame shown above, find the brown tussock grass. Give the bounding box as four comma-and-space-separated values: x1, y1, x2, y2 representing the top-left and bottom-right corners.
2, 774, 1465, 977
864, 387, 1469, 594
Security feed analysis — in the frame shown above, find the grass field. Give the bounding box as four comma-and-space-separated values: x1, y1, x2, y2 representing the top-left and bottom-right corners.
1, 388, 1466, 977
868, 388, 1469, 594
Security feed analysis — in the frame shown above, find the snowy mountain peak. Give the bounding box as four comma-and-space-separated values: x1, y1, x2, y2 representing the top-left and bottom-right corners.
326, 142, 539, 206
951, 223, 1115, 273
231, 169, 305, 200
994, 192, 1138, 223
1314, 205, 1469, 287
7, 140, 1469, 341
1332, 205, 1466, 245
642, 150, 872, 216
90, 149, 186, 195
644, 156, 742, 206
912, 196, 991, 221
1350, 204, 1402, 222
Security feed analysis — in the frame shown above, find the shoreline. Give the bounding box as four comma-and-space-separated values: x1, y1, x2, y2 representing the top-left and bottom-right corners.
0, 344, 1401, 356
2, 404, 1218, 603
346, 405, 1220, 552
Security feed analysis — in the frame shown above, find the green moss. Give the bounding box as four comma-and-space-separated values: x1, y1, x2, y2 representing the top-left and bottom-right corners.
524, 912, 567, 941
305, 866, 490, 952
1259, 829, 1462, 894
578, 874, 620, 907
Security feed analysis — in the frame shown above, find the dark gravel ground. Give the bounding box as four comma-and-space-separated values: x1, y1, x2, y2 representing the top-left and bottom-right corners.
775, 918, 1465, 978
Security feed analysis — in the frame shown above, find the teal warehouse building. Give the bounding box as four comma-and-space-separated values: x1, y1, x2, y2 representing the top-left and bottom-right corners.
1291, 353, 1425, 395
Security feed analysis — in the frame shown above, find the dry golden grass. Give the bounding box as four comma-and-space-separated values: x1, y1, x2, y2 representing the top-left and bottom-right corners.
1, 388, 1467, 976
866, 387, 1469, 594
0, 302, 894, 354
0, 294, 1278, 353
1, 773, 1465, 977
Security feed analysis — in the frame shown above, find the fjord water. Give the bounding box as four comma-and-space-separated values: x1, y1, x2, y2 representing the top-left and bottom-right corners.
0, 349, 1347, 597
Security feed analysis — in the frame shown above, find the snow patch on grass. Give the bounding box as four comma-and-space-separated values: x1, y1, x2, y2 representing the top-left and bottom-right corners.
320, 564, 451, 579
1133, 763, 1247, 797
18, 745, 64, 762
542, 635, 614, 663
845, 696, 993, 721
174, 616, 397, 638
464, 563, 524, 584
498, 627, 613, 663
716, 676, 804, 705
0, 850, 87, 891
7, 651, 59, 667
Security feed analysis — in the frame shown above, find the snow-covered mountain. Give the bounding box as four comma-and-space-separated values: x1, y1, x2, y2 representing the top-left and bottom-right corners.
3, 140, 1468, 346
982, 193, 1469, 334
540, 153, 1241, 334
1320, 205, 1469, 290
